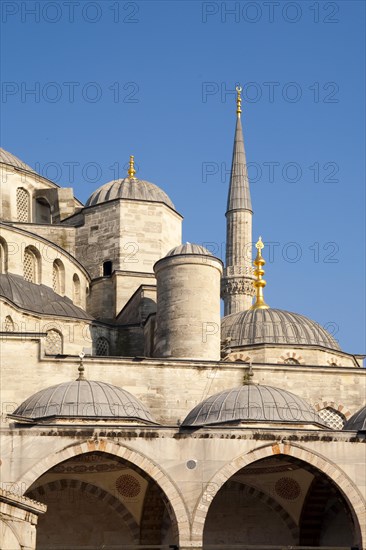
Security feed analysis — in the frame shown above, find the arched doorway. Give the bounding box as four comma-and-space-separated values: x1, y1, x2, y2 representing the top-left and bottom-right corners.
203, 455, 360, 548
26, 451, 179, 549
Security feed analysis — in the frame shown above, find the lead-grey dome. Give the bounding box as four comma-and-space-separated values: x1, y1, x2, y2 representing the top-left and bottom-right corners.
343, 406, 366, 432
222, 308, 340, 351
165, 243, 213, 257
85, 177, 175, 209
11, 380, 155, 424
0, 147, 36, 174
182, 384, 326, 427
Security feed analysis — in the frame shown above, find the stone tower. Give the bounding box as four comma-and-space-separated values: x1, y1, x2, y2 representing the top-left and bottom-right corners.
154, 243, 223, 360
221, 86, 255, 315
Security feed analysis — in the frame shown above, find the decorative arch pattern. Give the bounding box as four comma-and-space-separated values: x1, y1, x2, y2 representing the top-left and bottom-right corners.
278, 352, 303, 365
225, 352, 251, 363
16, 440, 190, 543
27, 479, 139, 543
45, 329, 63, 355
314, 401, 350, 430
191, 442, 365, 546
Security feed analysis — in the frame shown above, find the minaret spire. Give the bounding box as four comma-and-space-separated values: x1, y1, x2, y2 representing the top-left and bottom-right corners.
221, 85, 255, 315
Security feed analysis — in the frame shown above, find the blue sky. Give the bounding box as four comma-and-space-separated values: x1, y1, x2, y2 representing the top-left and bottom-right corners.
1, 0, 365, 353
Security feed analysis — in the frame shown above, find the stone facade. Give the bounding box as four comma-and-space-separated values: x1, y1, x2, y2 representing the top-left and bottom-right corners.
0, 119, 365, 550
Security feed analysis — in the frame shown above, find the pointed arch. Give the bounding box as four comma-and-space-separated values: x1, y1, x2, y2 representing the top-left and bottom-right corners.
45, 328, 63, 355
191, 442, 365, 546
73, 273, 81, 305
52, 259, 65, 295
4, 315, 15, 332
15, 440, 190, 543
23, 245, 41, 284
0, 237, 8, 273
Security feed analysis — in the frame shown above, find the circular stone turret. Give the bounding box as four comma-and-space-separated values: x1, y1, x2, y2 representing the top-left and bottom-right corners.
10, 379, 155, 424
153, 244, 223, 360
222, 308, 340, 350
182, 384, 326, 428
343, 406, 366, 432
85, 177, 175, 210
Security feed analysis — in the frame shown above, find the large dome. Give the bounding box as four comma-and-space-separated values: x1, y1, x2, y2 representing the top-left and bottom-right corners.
343, 406, 366, 432
182, 384, 326, 427
11, 379, 155, 424
0, 147, 36, 174
222, 308, 340, 351
85, 177, 175, 209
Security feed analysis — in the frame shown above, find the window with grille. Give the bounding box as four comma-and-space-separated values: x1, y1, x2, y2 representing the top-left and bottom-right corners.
24, 248, 36, 282
318, 407, 346, 430
52, 260, 65, 294
96, 337, 110, 356
73, 274, 81, 305
284, 357, 300, 365
45, 329, 62, 355
4, 316, 15, 332
16, 187, 30, 222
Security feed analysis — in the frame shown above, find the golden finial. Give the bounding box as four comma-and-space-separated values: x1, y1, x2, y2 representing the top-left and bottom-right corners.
236, 85, 242, 117
127, 155, 136, 179
250, 236, 270, 310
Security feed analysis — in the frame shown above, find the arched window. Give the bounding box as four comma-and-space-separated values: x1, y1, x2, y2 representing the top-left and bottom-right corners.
45, 329, 63, 355
73, 273, 81, 306
318, 407, 346, 430
16, 187, 30, 222
23, 246, 41, 283
96, 337, 110, 356
4, 315, 15, 332
284, 357, 300, 365
52, 259, 65, 295
36, 197, 52, 224
103, 260, 113, 276
0, 238, 8, 274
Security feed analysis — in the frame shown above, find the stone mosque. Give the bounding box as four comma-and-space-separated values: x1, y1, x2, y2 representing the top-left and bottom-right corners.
0, 88, 365, 550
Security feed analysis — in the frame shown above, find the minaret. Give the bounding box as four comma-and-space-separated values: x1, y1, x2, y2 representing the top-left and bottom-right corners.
221, 86, 255, 315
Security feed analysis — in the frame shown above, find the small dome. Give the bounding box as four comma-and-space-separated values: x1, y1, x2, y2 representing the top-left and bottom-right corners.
165, 243, 213, 257
343, 406, 366, 431
182, 384, 325, 427
222, 308, 340, 351
0, 147, 35, 174
85, 178, 175, 210
11, 380, 155, 424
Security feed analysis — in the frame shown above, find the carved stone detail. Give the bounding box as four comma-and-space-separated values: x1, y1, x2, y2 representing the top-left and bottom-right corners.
221, 277, 255, 298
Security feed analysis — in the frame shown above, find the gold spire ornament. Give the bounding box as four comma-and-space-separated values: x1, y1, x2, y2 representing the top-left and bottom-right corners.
127, 155, 136, 179
236, 85, 242, 117
250, 236, 270, 310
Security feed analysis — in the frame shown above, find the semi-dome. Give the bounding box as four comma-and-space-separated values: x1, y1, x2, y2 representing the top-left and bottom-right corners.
182, 384, 326, 427
85, 177, 175, 210
11, 379, 155, 424
165, 243, 213, 257
0, 147, 36, 174
222, 308, 340, 351
343, 406, 366, 432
